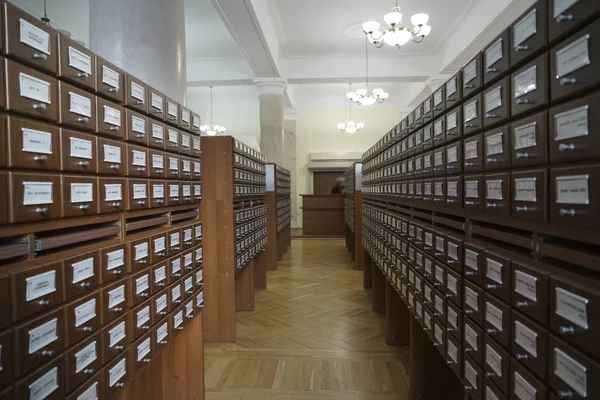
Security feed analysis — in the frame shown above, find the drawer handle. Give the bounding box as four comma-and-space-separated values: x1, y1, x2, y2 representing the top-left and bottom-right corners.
487, 284, 497, 289
140, 293, 149, 297
172, 246, 181, 251
447, 97, 455, 102
83, 368, 95, 374
516, 206, 529, 213
33, 52, 48, 60
516, 301, 529, 309
155, 169, 164, 174
464, 84, 474, 89
465, 386, 474, 391
156, 139, 163, 143
515, 44, 529, 52
80, 282, 91, 288
79, 205, 91, 211
184, 240, 192, 245
112, 270, 123, 275
34, 155, 48, 162
516, 98, 534, 105
559, 208, 576, 217
111, 202, 121, 208
516, 354, 529, 360
136, 167, 146, 172
110, 164, 120, 170
559, 143, 575, 152
77, 72, 89, 78
41, 350, 54, 357
447, 165, 455, 169
465, 161, 475, 167
35, 207, 49, 214
159, 340, 168, 344
137, 200, 146, 206
486, 157, 497, 163
486, 203, 497, 208
556, 14, 573, 23
487, 67, 498, 73
109, 87, 119, 93
78, 161, 90, 167
560, 77, 577, 85
185, 313, 194, 319
156, 199, 164, 204
157, 283, 166, 287
558, 390, 575, 399
109, 126, 119, 131
154, 109, 162, 114
171, 171, 178, 174
142, 325, 150, 330
559, 326, 576, 334
114, 345, 124, 350
38, 299, 51, 306
446, 293, 455, 298
112, 307, 124, 312
115, 383, 125, 388
515, 151, 529, 159
465, 201, 475, 206
447, 327, 455, 332
170, 116, 177, 121
136, 134, 145, 138
465, 271, 474, 277
486, 372, 497, 377
433, 342, 441, 347
486, 328, 498, 334
156, 252, 165, 257
159, 311, 167, 315
173, 273, 181, 277
176, 326, 184, 331
465, 348, 473, 353
138, 259, 147, 264
77, 117, 90, 123
433, 312, 442, 316
446, 360, 456, 365
136, 100, 145, 105
82, 326, 93, 332
464, 123, 475, 128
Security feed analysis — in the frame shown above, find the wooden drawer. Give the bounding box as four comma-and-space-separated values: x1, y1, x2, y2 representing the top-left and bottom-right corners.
3, 2, 58, 74
167, 228, 182, 256
130, 333, 153, 374
98, 177, 125, 214
463, 52, 484, 99
433, 116, 446, 146
64, 332, 102, 393
103, 352, 129, 398
549, 91, 600, 164
14, 308, 64, 377
179, 106, 191, 131
464, 281, 484, 326
549, 335, 600, 399
150, 180, 166, 208
11, 261, 64, 322
180, 132, 192, 156
99, 243, 127, 285
152, 289, 171, 322
446, 107, 463, 143
484, 125, 511, 170
61, 175, 98, 218
550, 19, 600, 101
64, 291, 101, 347
7, 116, 60, 171
484, 251, 511, 303
445, 72, 463, 109
9, 171, 61, 223
484, 172, 510, 216
182, 250, 194, 273
167, 154, 180, 179
64, 372, 103, 400
149, 120, 166, 150
60, 129, 97, 173
422, 151, 433, 177
464, 93, 483, 136
128, 268, 152, 308
182, 226, 194, 250
15, 356, 65, 400
100, 279, 128, 325
194, 246, 203, 269
549, 0, 600, 43
125, 179, 149, 211
464, 174, 484, 213
101, 315, 128, 363
192, 135, 201, 158
510, 358, 548, 400
129, 300, 153, 341
445, 176, 462, 210
195, 268, 204, 289
147, 86, 166, 121
423, 96, 433, 122
433, 288, 446, 324
550, 164, 600, 230
484, 377, 507, 400
125, 144, 148, 178
63, 250, 99, 300
484, 28, 511, 85
57, 34, 95, 91
422, 123, 433, 150
171, 305, 185, 335
129, 237, 151, 273
433, 232, 447, 266
125, 75, 147, 114
184, 298, 195, 324
152, 263, 169, 293
422, 306, 434, 340
446, 141, 462, 175
511, 169, 547, 221
58, 82, 96, 132
166, 126, 180, 153
153, 317, 171, 354
446, 267, 462, 307
447, 300, 463, 343
446, 333, 462, 379
433, 85, 446, 117
433, 318, 446, 356
149, 149, 166, 178
179, 182, 192, 204
511, 260, 550, 326
165, 97, 179, 127
95, 57, 125, 104
181, 156, 193, 180
125, 109, 148, 146
151, 232, 168, 264
483, 76, 511, 128
97, 137, 124, 176
511, 110, 548, 168
511, 53, 550, 117
484, 293, 511, 350
511, 310, 548, 381
95, 97, 124, 139
433, 178, 446, 206
465, 316, 485, 367
510, 1, 548, 67
169, 280, 183, 308
464, 353, 484, 399
484, 336, 510, 395
464, 134, 484, 172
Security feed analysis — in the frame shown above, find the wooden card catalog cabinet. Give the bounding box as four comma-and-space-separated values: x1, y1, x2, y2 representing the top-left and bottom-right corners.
510, 1, 548, 67
64, 333, 102, 393
147, 86, 166, 120
57, 34, 95, 91
95, 57, 125, 103
484, 28, 511, 85
96, 97, 124, 139
60, 129, 97, 174
125, 75, 148, 114
15, 355, 66, 400
58, 82, 96, 131
8, 114, 61, 171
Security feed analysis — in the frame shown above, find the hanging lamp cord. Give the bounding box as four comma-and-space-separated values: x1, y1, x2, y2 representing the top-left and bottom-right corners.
365, 35, 369, 86
41, 0, 50, 24
209, 86, 214, 124
349, 84, 353, 120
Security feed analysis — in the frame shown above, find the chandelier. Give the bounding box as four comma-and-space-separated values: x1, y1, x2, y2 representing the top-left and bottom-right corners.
338, 85, 365, 134
200, 86, 226, 136
363, 0, 431, 48
346, 37, 389, 106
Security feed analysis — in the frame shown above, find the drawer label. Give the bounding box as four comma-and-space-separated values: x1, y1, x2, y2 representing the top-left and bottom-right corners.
555, 287, 589, 329
182, 134, 191, 149
485, 86, 502, 113
416, 302, 422, 318
434, 324, 443, 344
447, 146, 458, 163
77, 382, 98, 400
29, 318, 58, 354
193, 138, 201, 151
137, 305, 150, 328
513, 9, 537, 47
74, 298, 96, 327
157, 323, 169, 343
170, 184, 180, 198
130, 81, 145, 101
156, 294, 168, 313
102, 66, 120, 89
106, 249, 125, 270
103, 105, 121, 126
465, 361, 478, 389
154, 237, 166, 253
70, 137, 93, 160
424, 311, 432, 330
174, 310, 184, 328
448, 243, 458, 261
485, 301, 503, 330
554, 348, 587, 397
69, 92, 92, 117
71, 183, 94, 204
168, 102, 178, 118
434, 151, 443, 167
132, 150, 146, 166
181, 109, 190, 124
109, 321, 126, 347
486, 132, 504, 156
556, 175, 589, 205
486, 386, 500, 400
464, 99, 478, 122
134, 242, 149, 260
425, 259, 432, 275
486, 258, 503, 284
446, 78, 457, 96
184, 253, 193, 267
447, 112, 458, 130
554, 0, 579, 18
169, 157, 179, 170
186, 300, 194, 316
515, 270, 537, 301
108, 285, 126, 309
465, 249, 478, 270
172, 285, 182, 302
132, 116, 146, 134
75, 341, 97, 373
196, 270, 204, 284
435, 265, 444, 284
152, 154, 164, 169
424, 154, 432, 169
172, 258, 181, 274
168, 129, 179, 144
463, 59, 477, 84
556, 35, 590, 78
465, 180, 479, 199
447, 306, 458, 329
103, 144, 121, 163
135, 274, 150, 295
23, 181, 53, 206
155, 266, 167, 284
486, 37, 503, 69
67, 46, 92, 75
105, 183, 122, 202
514, 122, 537, 150
447, 275, 458, 295
465, 287, 479, 311
184, 229, 192, 242
133, 183, 147, 200
424, 99, 431, 113
109, 358, 127, 387
29, 366, 58, 400
514, 371, 536, 400
486, 179, 503, 200
23, 128, 52, 155
515, 320, 538, 357
434, 182, 443, 196
153, 184, 165, 199
197, 292, 204, 307
555, 105, 589, 141
171, 232, 181, 247
434, 120, 443, 137
182, 184, 191, 197
434, 295, 444, 315
151, 93, 163, 111
465, 324, 478, 351
514, 66, 537, 98
152, 123, 164, 140
435, 237, 445, 253
26, 270, 56, 301
182, 160, 191, 172
434, 89, 443, 106
20, 18, 50, 54
447, 339, 458, 363
485, 344, 503, 377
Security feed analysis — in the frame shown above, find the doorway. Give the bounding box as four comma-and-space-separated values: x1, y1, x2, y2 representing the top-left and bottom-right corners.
313, 171, 345, 194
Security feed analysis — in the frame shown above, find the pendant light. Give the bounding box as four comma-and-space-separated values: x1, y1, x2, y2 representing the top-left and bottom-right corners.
200, 86, 226, 136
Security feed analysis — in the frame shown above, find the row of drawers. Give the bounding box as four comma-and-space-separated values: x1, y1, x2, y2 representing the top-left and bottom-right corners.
236, 238, 266, 271
0, 173, 202, 224
233, 139, 266, 164
363, 164, 599, 229
0, 2, 200, 131
234, 168, 266, 185
277, 212, 291, 233
235, 205, 266, 224
234, 184, 266, 198
234, 153, 266, 175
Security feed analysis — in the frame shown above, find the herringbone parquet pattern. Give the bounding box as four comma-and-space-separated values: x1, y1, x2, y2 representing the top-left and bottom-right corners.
204, 239, 409, 400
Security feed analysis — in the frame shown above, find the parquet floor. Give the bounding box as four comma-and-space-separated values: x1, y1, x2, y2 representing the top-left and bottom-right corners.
204, 239, 409, 400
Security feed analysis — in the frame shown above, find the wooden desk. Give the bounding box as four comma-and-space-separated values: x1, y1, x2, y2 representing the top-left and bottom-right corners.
301, 194, 345, 236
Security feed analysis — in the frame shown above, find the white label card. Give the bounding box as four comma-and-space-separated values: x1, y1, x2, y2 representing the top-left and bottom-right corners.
515, 178, 537, 202
135, 275, 150, 295
29, 318, 58, 354
465, 287, 479, 311
71, 183, 94, 204
70, 137, 93, 160
108, 285, 125, 308
556, 175, 589, 205
137, 306, 150, 328
20, 72, 51, 104
556, 35, 590, 78
486, 132, 504, 156
514, 122, 537, 150
447, 181, 458, 197
486, 258, 503, 284
514, 66, 537, 98
20, 19, 50, 54
486, 179, 503, 200
22, 128, 53, 155
464, 100, 478, 122
157, 323, 168, 343
102, 66, 120, 89
465, 249, 478, 271
465, 361, 478, 390
152, 124, 164, 140
103, 145, 121, 163
152, 154, 164, 169
29, 367, 58, 400
77, 382, 98, 400
132, 150, 146, 166
515, 320, 538, 357
514, 371, 537, 400
105, 184, 122, 202
153, 184, 165, 199
68, 46, 92, 75
447, 146, 458, 163
555, 287, 589, 329
133, 184, 147, 200
75, 341, 97, 373
434, 90, 443, 106
132, 116, 146, 134
555, 105, 588, 141
486, 302, 503, 331
487, 387, 500, 400
486, 38, 503, 69
151, 93, 163, 111
514, 9, 537, 47
72, 257, 94, 284
109, 321, 126, 347
69, 92, 92, 117
465, 324, 478, 351
515, 270, 537, 301
23, 182, 53, 206
486, 344, 503, 377
26, 270, 56, 301
104, 106, 121, 126
464, 60, 478, 84
554, 348, 587, 397
447, 78, 457, 96
107, 249, 124, 271
174, 311, 183, 328
485, 86, 502, 113
109, 358, 127, 387
134, 242, 149, 261
131, 82, 145, 101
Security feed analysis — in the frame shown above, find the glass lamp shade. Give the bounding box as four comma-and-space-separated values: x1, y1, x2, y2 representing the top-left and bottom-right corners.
363, 20, 381, 34
347, 120, 356, 127
356, 122, 365, 130
200, 125, 210, 131
356, 88, 368, 97
379, 92, 390, 100
418, 24, 432, 37
370, 30, 384, 43
346, 91, 356, 99
384, 28, 411, 46
337, 122, 346, 130
206, 129, 217, 136
411, 13, 429, 26
384, 8, 403, 26
345, 126, 357, 134
372, 88, 384, 96
359, 96, 377, 106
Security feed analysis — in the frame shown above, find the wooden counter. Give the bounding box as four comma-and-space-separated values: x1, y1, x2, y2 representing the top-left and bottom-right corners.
301, 194, 345, 236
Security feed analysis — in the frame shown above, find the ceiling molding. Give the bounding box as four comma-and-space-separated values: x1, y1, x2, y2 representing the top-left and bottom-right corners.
187, 79, 256, 87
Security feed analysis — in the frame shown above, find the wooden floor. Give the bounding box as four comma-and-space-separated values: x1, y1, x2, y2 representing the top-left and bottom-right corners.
204, 239, 409, 400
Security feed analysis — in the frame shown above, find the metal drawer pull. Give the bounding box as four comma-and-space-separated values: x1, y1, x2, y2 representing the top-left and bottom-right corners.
34, 155, 48, 162
560, 77, 577, 85
486, 328, 497, 334
485, 112, 497, 119
516, 301, 529, 308
557, 14, 573, 22
113, 307, 123, 312
136, 134, 145, 138
170, 116, 177, 121
77, 72, 89, 78
487, 67, 498, 73
156, 169, 163, 174
515, 45, 529, 52
157, 283, 166, 287
138, 259, 147, 264
486, 203, 497, 208
516, 354, 529, 360
156, 199, 164, 204
159, 340, 167, 344
38, 300, 51, 306
464, 84, 474, 89
111, 202, 121, 208
80, 282, 91, 288
109, 87, 119, 93
140, 293, 149, 297
109, 126, 119, 131
136, 100, 144, 105
114, 345, 124, 350
516, 98, 534, 105
465, 123, 475, 128
157, 252, 165, 257
78, 161, 90, 166
559, 326, 575, 334
33, 103, 47, 110
35, 207, 49, 214
487, 284, 497, 289
154, 109, 162, 114
447, 165, 455, 169
559, 208, 576, 217
110, 164, 120, 170
137, 200, 146, 206
446, 360, 456, 365
486, 372, 497, 377
173, 273, 181, 277
559, 143, 575, 151
79, 205, 90, 211
176, 326, 184, 331
447, 327, 455, 332
558, 391, 574, 399
447, 199, 456, 203
41, 350, 54, 357
115, 383, 125, 388
112, 270, 122, 275
136, 167, 146, 172
465, 162, 475, 167
156, 139, 163, 143
83, 368, 94, 374
159, 311, 166, 315
82, 326, 93, 332
516, 206, 529, 213
487, 157, 497, 163
77, 117, 90, 123
142, 325, 150, 330
33, 52, 48, 60
465, 271, 474, 276
515, 152, 529, 159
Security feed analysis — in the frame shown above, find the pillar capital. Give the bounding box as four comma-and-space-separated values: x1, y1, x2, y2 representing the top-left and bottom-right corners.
255, 78, 287, 97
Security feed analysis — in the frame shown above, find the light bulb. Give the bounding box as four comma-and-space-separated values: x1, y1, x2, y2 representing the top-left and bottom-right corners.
363, 20, 381, 34
206, 129, 217, 136
411, 13, 429, 27
356, 122, 365, 130
356, 88, 367, 97
372, 88, 384, 96
384, 8, 403, 26
346, 126, 357, 134
347, 120, 356, 127
418, 24, 432, 37
337, 122, 346, 130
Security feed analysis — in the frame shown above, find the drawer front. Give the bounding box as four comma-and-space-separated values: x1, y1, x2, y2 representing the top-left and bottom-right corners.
549, 91, 600, 164
433, 288, 447, 323
165, 98, 180, 127
61, 175, 98, 218
7, 116, 60, 170
9, 172, 61, 223
433, 178, 446, 206
149, 150, 166, 178
179, 106, 192, 131
433, 116, 446, 146
125, 75, 148, 113
147, 86, 166, 121
153, 318, 171, 353
464, 93, 483, 135
484, 125, 511, 170
464, 353, 484, 399
483, 293, 511, 350
423, 179, 434, 204
60, 129, 97, 173
103, 352, 129, 398
183, 298, 195, 323
447, 299, 463, 342
511, 311, 548, 381
130, 333, 153, 374
129, 237, 151, 273
549, 0, 600, 42
100, 243, 127, 285
484, 28, 511, 85
181, 156, 193, 180
422, 151, 434, 177
423, 96, 433, 122
152, 263, 170, 293
550, 19, 600, 101
152, 290, 171, 321
14, 308, 64, 377
511, 111, 548, 168
182, 250, 194, 273
129, 301, 153, 341
510, 358, 548, 400
464, 174, 484, 212
95, 57, 125, 103
446, 333, 463, 379
484, 378, 507, 400
98, 177, 125, 214
433, 233, 447, 265
126, 179, 149, 211
167, 228, 183, 256
65, 332, 102, 393
128, 269, 152, 308
549, 335, 600, 399
464, 281, 484, 326
511, 53, 550, 117
484, 335, 510, 395
171, 306, 185, 335
101, 279, 128, 324
433, 319, 446, 356
446, 106, 463, 142
194, 246, 203, 269
63, 250, 100, 300
167, 154, 181, 179
446, 176, 463, 210
422, 123, 433, 150
11, 261, 64, 322
463, 52, 484, 98
465, 316, 485, 367
15, 356, 65, 400
510, 3, 548, 67
149, 121, 166, 150
101, 316, 128, 363
182, 226, 194, 250
446, 141, 463, 175
6, 58, 59, 121
64, 291, 102, 347
169, 256, 183, 282
166, 182, 181, 206
150, 180, 166, 208
511, 260, 549, 326
125, 144, 148, 178
464, 134, 484, 172
166, 127, 180, 153
484, 173, 510, 216
97, 137, 124, 175
550, 164, 600, 230
125, 109, 148, 146
58, 82, 96, 131
57, 35, 95, 90
95, 97, 124, 139
0, 330, 14, 390
151, 233, 168, 264
511, 169, 547, 221
64, 372, 104, 400
445, 73, 463, 109
484, 251, 511, 303
180, 132, 192, 156
446, 268, 463, 307
483, 77, 511, 128
192, 136, 201, 158
3, 2, 58, 73
169, 281, 183, 308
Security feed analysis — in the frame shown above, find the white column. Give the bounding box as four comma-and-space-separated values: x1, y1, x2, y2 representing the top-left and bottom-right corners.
88, 0, 187, 103
284, 109, 298, 228
256, 79, 286, 166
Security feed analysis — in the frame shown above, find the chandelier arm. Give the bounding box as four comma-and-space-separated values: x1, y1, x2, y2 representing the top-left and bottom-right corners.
375, 40, 384, 49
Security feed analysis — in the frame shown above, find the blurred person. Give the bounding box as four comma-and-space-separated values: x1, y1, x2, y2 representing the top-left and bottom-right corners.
331, 177, 345, 194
